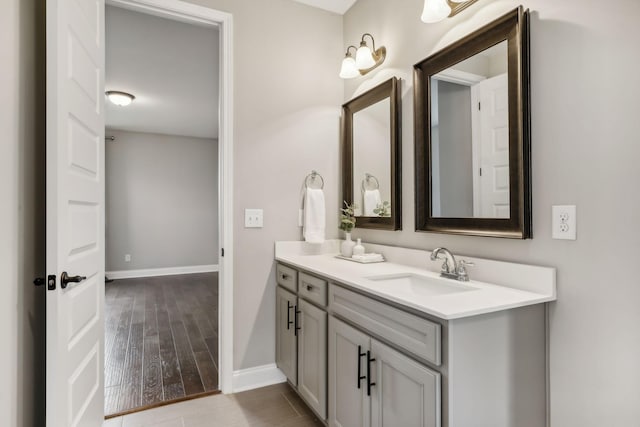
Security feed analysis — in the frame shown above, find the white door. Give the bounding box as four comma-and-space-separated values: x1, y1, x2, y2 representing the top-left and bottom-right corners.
474, 73, 510, 218
46, 0, 105, 426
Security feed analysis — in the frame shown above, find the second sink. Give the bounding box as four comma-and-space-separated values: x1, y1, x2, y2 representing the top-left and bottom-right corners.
365, 273, 477, 297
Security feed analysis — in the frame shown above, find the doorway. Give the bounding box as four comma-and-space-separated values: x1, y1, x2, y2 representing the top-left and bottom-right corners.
102, 0, 230, 418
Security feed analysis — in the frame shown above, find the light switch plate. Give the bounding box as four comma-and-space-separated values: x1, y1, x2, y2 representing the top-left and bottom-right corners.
552, 205, 576, 240
245, 208, 263, 228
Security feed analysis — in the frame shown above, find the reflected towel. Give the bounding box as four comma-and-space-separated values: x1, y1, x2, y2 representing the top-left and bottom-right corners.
303, 188, 325, 244
363, 189, 382, 216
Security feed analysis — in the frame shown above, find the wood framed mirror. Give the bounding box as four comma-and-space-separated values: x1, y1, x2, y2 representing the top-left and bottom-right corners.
342, 77, 401, 230
414, 6, 531, 238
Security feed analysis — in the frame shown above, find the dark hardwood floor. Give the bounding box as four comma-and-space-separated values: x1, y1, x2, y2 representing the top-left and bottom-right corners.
105, 272, 219, 415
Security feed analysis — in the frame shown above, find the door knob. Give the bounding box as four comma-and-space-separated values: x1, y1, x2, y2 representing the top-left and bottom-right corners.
60, 271, 86, 289
33, 277, 45, 286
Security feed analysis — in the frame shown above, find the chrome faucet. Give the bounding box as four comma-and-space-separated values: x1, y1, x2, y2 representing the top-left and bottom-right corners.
430, 247, 474, 282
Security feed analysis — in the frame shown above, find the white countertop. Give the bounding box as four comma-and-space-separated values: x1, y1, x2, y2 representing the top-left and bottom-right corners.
275, 241, 556, 320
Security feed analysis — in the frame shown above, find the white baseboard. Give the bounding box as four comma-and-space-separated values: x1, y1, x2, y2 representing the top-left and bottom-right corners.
232, 363, 286, 393
106, 264, 219, 280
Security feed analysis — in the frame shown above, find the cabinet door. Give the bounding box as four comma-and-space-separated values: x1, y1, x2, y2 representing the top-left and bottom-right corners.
328, 317, 370, 427
276, 286, 297, 385
298, 299, 328, 419
370, 339, 441, 427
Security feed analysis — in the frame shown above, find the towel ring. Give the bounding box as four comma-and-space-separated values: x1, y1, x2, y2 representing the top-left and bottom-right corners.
361, 173, 380, 192
305, 170, 324, 190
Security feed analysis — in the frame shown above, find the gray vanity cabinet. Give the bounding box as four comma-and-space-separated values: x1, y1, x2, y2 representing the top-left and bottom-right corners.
276, 286, 297, 385
297, 298, 327, 419
328, 316, 370, 427
329, 316, 440, 427
275, 266, 328, 420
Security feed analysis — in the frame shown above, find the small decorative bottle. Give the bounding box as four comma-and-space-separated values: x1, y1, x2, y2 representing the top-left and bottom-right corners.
352, 238, 365, 256
341, 232, 356, 257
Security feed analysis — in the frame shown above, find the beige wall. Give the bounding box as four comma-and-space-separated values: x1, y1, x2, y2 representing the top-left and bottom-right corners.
343, 0, 640, 425
183, 0, 344, 369
105, 130, 219, 272
0, 0, 46, 426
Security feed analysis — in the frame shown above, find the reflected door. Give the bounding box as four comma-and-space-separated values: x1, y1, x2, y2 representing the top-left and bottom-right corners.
475, 73, 509, 218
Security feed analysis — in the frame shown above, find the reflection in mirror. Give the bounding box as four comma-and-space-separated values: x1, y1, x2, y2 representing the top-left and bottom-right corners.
342, 77, 401, 230
414, 7, 531, 238
352, 98, 391, 217
430, 41, 509, 218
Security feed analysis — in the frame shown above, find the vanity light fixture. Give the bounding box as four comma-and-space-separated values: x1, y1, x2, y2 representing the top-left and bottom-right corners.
339, 33, 386, 79
105, 90, 135, 106
421, 0, 479, 24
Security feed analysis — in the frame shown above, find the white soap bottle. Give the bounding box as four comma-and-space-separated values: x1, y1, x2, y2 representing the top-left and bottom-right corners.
352, 238, 365, 256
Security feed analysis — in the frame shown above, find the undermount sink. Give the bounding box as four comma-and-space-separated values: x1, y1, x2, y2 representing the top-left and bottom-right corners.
365, 273, 477, 297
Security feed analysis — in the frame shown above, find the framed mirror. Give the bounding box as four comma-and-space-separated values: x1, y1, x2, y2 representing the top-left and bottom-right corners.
342, 77, 401, 230
414, 7, 531, 238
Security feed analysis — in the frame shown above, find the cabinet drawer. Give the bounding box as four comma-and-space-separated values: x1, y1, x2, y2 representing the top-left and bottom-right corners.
329, 284, 441, 366
276, 264, 298, 292
298, 272, 328, 307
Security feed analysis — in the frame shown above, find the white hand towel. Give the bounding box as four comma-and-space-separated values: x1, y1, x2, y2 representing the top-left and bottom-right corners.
303, 188, 325, 244
363, 189, 382, 216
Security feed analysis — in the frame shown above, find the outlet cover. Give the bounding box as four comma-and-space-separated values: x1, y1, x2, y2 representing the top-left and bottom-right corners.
125, 254, 131, 262
245, 209, 264, 228
552, 205, 576, 240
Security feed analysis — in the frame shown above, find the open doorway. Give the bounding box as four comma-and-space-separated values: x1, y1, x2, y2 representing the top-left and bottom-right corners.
103, 4, 220, 416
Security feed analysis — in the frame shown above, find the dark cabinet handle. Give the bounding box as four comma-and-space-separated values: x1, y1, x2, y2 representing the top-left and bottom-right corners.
357, 345, 367, 389
281, 273, 290, 280
33, 277, 45, 286
306, 284, 313, 291
367, 350, 376, 396
60, 271, 86, 289
294, 305, 301, 336
286, 301, 293, 330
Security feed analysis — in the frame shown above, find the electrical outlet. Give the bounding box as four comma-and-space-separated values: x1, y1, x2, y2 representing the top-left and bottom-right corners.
552, 205, 576, 240
125, 254, 131, 262
245, 208, 264, 228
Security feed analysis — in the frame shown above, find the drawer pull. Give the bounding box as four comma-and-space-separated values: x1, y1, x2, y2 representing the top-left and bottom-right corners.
306, 284, 314, 291
281, 274, 290, 280
286, 301, 293, 330
357, 345, 367, 389
294, 305, 301, 336
367, 351, 376, 396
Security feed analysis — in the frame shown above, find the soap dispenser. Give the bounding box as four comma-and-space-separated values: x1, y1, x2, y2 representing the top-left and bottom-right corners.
352, 238, 365, 256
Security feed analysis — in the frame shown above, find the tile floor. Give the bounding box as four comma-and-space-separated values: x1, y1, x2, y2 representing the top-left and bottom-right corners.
103, 383, 324, 427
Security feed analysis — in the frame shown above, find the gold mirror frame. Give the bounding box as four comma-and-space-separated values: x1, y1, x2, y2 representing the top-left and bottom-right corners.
342, 77, 402, 230
413, 7, 531, 238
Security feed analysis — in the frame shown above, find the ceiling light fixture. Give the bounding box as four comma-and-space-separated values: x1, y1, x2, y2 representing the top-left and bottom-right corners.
421, 0, 479, 24
106, 90, 135, 107
339, 33, 386, 79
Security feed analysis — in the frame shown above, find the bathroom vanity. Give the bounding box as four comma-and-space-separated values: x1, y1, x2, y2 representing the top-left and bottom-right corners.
275, 240, 556, 427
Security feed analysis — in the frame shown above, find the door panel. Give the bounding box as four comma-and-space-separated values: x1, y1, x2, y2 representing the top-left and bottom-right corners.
328, 317, 370, 427
477, 73, 509, 218
276, 287, 298, 385
46, 0, 105, 426
370, 340, 441, 427
298, 299, 327, 419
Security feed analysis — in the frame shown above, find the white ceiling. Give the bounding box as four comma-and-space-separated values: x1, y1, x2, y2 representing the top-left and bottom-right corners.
291, 0, 358, 14
105, 5, 219, 139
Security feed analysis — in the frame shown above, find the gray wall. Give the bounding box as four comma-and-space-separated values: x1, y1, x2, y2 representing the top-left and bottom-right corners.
0, 0, 46, 425
106, 129, 219, 272
185, 0, 344, 370
343, 0, 640, 425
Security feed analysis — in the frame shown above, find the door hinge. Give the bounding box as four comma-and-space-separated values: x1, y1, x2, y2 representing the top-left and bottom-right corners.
479, 168, 482, 176
478, 102, 481, 111
221, 248, 224, 257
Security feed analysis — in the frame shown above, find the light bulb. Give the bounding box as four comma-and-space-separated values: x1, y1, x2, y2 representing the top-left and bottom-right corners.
355, 43, 376, 69
339, 56, 359, 79
421, 0, 451, 23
